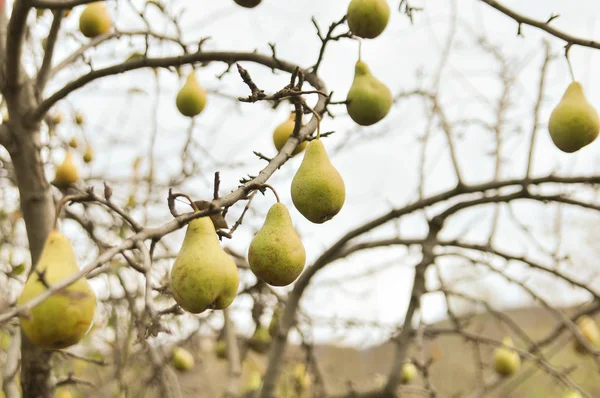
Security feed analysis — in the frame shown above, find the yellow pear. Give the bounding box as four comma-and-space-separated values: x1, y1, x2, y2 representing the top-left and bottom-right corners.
17, 231, 96, 349
401, 362, 417, 384
83, 146, 94, 163
347, 0, 390, 39
215, 339, 227, 359
573, 315, 600, 353
171, 346, 194, 371
248, 203, 306, 286
53, 151, 79, 189
243, 370, 262, 393
293, 363, 311, 392
291, 139, 345, 223
346, 60, 392, 126
234, 0, 262, 8
169, 216, 239, 314
493, 337, 520, 377
249, 325, 271, 354
273, 112, 307, 156
176, 73, 207, 117
548, 82, 600, 153
79, 2, 112, 38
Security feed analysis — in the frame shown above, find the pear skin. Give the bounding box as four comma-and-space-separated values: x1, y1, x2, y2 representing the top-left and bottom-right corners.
79, 2, 112, 38
347, 0, 390, 39
291, 139, 346, 223
53, 151, 79, 189
234, 0, 262, 7
171, 346, 194, 371
548, 82, 600, 153
248, 203, 306, 286
493, 337, 520, 376
401, 363, 417, 384
176, 73, 207, 117
346, 61, 392, 126
169, 217, 239, 314
273, 113, 307, 156
17, 231, 96, 349
249, 325, 271, 354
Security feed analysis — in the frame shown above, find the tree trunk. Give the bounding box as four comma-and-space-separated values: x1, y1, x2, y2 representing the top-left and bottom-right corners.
9, 129, 56, 397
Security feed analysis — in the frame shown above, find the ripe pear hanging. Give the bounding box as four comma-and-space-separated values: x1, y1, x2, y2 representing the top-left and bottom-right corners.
248, 203, 306, 286
17, 231, 96, 349
347, 0, 390, 39
234, 0, 262, 7
346, 60, 392, 126
171, 347, 194, 371
548, 82, 600, 153
79, 2, 112, 38
248, 325, 271, 354
291, 139, 345, 223
272, 113, 307, 157
53, 151, 79, 188
493, 337, 520, 377
169, 216, 239, 314
176, 73, 207, 117
573, 315, 600, 353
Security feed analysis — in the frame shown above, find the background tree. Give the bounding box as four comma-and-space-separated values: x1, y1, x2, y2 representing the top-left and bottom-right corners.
1, 1, 600, 398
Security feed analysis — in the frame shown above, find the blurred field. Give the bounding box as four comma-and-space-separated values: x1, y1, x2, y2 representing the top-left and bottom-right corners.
54, 307, 599, 398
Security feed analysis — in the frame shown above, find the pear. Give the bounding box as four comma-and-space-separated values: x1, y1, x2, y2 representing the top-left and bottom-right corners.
248, 325, 271, 354
17, 231, 96, 349
169, 216, 239, 314
171, 346, 194, 371
53, 151, 79, 189
548, 82, 600, 153
291, 139, 346, 223
346, 60, 392, 126
55, 390, 72, 398
83, 146, 94, 163
293, 363, 311, 392
176, 73, 207, 117
248, 203, 306, 286
234, 0, 262, 8
401, 362, 417, 384
74, 113, 84, 125
573, 315, 600, 353
273, 112, 307, 156
79, 2, 112, 38
243, 370, 262, 393
215, 339, 227, 359
347, 0, 390, 39
493, 337, 520, 377
563, 391, 583, 398
68, 138, 79, 149
268, 305, 282, 337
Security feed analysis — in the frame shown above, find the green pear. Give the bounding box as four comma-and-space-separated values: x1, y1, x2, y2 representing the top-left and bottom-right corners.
273, 112, 307, 156
169, 216, 239, 314
53, 151, 79, 189
248, 203, 306, 286
249, 325, 271, 354
493, 337, 520, 377
548, 82, 600, 153
401, 363, 417, 384
79, 2, 112, 38
573, 315, 600, 353
171, 346, 194, 371
17, 231, 96, 349
268, 305, 282, 337
346, 60, 392, 126
243, 370, 262, 393
234, 0, 262, 7
291, 139, 345, 223
176, 73, 207, 117
347, 0, 390, 39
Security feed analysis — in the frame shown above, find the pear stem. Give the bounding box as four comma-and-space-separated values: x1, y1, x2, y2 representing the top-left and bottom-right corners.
358, 39, 362, 62
171, 192, 200, 212
262, 184, 280, 203
316, 116, 321, 139
565, 46, 576, 81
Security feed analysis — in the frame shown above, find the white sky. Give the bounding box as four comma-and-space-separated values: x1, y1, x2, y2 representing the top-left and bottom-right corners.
19, 0, 600, 346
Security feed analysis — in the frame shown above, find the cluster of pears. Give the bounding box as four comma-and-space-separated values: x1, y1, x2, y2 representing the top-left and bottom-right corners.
169, 214, 240, 314
79, 2, 112, 38
573, 315, 600, 353
18, 230, 97, 349
493, 336, 521, 377
234, 0, 262, 7
548, 81, 600, 152
171, 346, 195, 371
176, 72, 207, 117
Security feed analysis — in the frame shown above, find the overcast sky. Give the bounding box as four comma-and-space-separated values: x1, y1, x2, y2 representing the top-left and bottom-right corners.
33, 0, 600, 346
